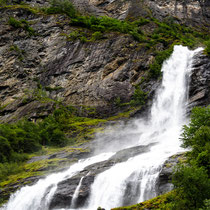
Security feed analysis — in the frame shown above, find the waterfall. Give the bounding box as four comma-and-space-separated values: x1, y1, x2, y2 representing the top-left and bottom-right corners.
71, 176, 85, 209
1, 46, 203, 210
1, 153, 114, 210
85, 45, 203, 209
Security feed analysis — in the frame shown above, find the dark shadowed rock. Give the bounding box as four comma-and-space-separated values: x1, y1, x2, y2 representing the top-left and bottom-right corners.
156, 153, 187, 195
188, 53, 210, 111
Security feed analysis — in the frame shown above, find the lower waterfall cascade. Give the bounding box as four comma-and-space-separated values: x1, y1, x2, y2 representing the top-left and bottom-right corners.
1, 45, 203, 210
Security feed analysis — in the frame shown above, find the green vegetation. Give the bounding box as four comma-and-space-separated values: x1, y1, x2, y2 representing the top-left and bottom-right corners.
70, 16, 145, 42
45, 86, 63, 92
8, 17, 36, 36
112, 191, 176, 210
114, 86, 147, 108
43, 0, 77, 18
148, 47, 173, 78
204, 40, 210, 56
0, 106, 106, 182
171, 106, 210, 209
181, 106, 210, 173
130, 86, 147, 106
173, 165, 210, 209
0, 0, 8, 6
9, 44, 25, 61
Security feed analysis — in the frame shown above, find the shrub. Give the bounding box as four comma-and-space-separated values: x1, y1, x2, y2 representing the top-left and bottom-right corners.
0, 0, 8, 6
0, 136, 12, 163
8, 17, 35, 36
0, 162, 24, 182
181, 106, 210, 152
130, 87, 147, 106
173, 165, 210, 209
70, 16, 145, 42
91, 31, 103, 41
8, 17, 22, 28
44, 0, 77, 18
204, 40, 210, 56
171, 106, 210, 209
149, 48, 173, 78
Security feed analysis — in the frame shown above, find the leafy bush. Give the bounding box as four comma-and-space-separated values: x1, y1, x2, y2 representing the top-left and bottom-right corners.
8, 17, 36, 36
70, 15, 146, 42
0, 0, 8, 6
0, 162, 24, 182
149, 48, 173, 78
0, 136, 12, 163
44, 0, 77, 18
130, 87, 147, 106
91, 31, 103, 41
8, 17, 22, 28
204, 40, 210, 56
171, 106, 210, 209
173, 165, 210, 209
0, 110, 70, 163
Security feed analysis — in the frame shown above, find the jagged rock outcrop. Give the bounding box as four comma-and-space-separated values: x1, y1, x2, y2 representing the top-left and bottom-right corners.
188, 53, 210, 109
156, 153, 186, 196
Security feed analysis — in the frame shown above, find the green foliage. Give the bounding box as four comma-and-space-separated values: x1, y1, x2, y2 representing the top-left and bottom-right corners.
0, 105, 107, 166
8, 17, 36, 36
91, 31, 103, 41
149, 47, 173, 78
44, 0, 77, 18
173, 165, 210, 209
8, 17, 22, 28
200, 199, 210, 210
204, 40, 210, 56
0, 162, 24, 183
181, 106, 210, 171
10, 44, 25, 61
70, 15, 146, 42
130, 86, 147, 106
112, 191, 176, 210
171, 106, 210, 209
0, 136, 12, 163
0, 0, 8, 6
114, 97, 122, 107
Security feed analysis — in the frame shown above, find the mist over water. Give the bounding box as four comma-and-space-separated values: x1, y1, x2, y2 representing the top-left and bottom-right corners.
2, 46, 203, 210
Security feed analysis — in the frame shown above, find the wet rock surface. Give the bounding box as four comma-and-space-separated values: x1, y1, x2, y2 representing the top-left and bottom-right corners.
49, 143, 156, 209
156, 153, 186, 196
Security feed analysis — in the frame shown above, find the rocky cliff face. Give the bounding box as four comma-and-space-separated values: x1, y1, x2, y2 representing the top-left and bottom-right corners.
73, 0, 210, 30
0, 0, 209, 123
0, 4, 158, 122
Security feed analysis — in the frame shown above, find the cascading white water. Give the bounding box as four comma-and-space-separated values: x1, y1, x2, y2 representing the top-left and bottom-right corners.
1, 46, 203, 210
1, 153, 114, 210
71, 176, 85, 209
84, 45, 203, 209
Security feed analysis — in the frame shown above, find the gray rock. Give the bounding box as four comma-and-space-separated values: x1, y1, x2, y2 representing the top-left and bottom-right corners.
188, 53, 210, 111
156, 153, 186, 195
49, 143, 156, 209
